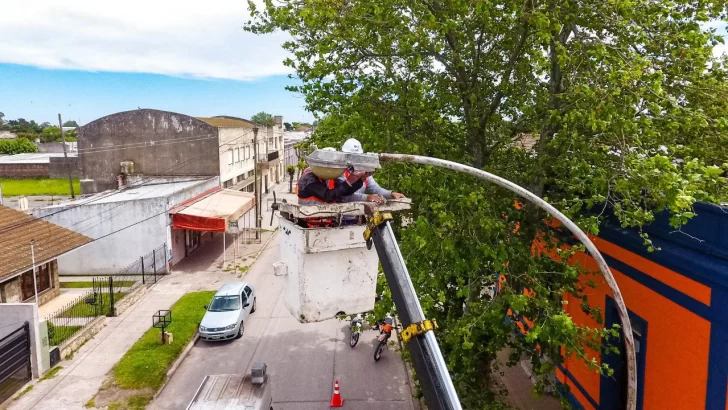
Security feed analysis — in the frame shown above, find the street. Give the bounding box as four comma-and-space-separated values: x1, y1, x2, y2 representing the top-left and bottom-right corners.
152, 232, 416, 410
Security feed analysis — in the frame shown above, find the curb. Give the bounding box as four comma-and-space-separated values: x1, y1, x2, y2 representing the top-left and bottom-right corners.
154, 332, 199, 400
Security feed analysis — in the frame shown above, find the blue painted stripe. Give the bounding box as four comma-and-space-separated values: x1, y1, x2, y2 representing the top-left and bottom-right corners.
706, 288, 728, 410
557, 383, 586, 410
600, 254, 713, 321
599, 225, 728, 290
555, 363, 600, 410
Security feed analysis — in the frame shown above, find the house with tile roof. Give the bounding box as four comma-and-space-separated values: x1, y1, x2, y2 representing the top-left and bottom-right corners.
0, 205, 92, 305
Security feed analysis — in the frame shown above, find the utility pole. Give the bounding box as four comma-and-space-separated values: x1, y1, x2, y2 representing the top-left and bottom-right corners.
58, 114, 75, 199
253, 127, 261, 239
30, 241, 39, 311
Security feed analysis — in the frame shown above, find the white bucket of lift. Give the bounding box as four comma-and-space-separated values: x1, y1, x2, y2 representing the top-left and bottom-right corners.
278, 217, 378, 323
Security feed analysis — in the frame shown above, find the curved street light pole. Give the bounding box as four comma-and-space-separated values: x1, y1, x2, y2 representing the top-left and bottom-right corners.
379, 153, 637, 410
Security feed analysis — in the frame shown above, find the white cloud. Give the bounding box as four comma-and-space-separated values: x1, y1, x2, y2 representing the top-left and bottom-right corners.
0, 0, 292, 80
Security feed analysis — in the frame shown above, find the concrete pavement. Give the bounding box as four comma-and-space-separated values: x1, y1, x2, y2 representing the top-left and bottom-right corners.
153, 233, 416, 410
7, 232, 274, 410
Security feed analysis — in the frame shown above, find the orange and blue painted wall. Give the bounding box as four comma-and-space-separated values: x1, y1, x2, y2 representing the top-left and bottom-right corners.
542, 203, 728, 410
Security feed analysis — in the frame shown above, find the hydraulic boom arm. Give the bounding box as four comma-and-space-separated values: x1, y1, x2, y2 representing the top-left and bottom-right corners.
364, 211, 462, 410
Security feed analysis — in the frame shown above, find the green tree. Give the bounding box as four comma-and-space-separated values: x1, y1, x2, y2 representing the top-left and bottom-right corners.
284, 122, 293, 131
0, 112, 4, 127
251, 111, 274, 127
286, 164, 296, 192
39, 126, 62, 143
63, 120, 79, 127
247, 0, 727, 406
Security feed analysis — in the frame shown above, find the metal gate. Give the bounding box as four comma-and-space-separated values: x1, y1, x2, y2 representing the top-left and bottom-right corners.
0, 322, 32, 403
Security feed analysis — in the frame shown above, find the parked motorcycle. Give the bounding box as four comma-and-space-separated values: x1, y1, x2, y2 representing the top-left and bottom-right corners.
349, 314, 363, 347
374, 316, 394, 361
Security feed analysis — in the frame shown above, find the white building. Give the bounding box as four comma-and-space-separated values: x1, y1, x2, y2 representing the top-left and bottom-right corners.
33, 176, 255, 275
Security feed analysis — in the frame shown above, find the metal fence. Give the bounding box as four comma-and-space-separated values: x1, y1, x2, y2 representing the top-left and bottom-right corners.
117, 244, 168, 286
46, 278, 114, 347
45, 244, 169, 348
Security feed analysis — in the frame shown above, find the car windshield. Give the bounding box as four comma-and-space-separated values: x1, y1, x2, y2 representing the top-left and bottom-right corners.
208, 295, 241, 312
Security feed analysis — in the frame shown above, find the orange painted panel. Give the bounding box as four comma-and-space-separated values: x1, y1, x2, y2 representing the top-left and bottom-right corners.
593, 236, 712, 306
563, 251, 712, 410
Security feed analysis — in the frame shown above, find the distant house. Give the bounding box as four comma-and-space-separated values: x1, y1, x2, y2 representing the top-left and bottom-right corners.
0, 131, 16, 140
0, 205, 91, 305
295, 125, 311, 132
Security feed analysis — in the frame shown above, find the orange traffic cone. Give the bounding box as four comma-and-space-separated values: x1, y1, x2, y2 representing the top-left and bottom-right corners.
330, 379, 344, 407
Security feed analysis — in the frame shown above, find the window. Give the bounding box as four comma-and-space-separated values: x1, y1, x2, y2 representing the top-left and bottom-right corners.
21, 262, 52, 301
234, 148, 240, 163
227, 150, 233, 165
224, 179, 233, 188
246, 146, 251, 159
244, 286, 252, 297
208, 295, 241, 311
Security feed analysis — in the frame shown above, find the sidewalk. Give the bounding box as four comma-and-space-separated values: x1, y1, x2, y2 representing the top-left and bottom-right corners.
7, 232, 279, 410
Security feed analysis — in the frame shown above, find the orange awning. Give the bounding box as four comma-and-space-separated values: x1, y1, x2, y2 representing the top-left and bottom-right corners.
170, 188, 255, 232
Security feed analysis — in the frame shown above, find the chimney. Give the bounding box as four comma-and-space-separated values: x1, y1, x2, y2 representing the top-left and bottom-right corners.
274, 116, 283, 126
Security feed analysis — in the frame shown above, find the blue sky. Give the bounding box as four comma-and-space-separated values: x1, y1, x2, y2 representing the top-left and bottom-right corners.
0, 0, 311, 126
0, 1, 724, 127
0, 64, 312, 125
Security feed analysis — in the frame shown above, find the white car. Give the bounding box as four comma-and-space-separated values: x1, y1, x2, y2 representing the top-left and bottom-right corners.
199, 282, 256, 341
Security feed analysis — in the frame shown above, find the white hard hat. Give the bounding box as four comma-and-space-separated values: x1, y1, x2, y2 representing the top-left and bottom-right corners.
341, 138, 363, 154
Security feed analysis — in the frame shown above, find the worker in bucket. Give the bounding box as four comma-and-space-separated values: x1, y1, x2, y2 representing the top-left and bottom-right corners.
339, 138, 406, 205
296, 147, 370, 205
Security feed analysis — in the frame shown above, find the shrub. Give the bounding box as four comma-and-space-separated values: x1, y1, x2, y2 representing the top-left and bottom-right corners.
0, 138, 38, 154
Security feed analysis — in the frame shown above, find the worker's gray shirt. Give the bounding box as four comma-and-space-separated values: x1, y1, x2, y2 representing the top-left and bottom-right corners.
338, 175, 393, 202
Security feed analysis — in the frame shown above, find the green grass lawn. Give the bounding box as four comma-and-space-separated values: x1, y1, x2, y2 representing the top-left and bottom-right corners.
48, 325, 82, 346
113, 291, 215, 390
0, 178, 81, 196
60, 281, 137, 289
59, 292, 128, 318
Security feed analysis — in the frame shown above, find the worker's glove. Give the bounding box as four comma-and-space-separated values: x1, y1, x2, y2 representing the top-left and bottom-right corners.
346, 170, 368, 185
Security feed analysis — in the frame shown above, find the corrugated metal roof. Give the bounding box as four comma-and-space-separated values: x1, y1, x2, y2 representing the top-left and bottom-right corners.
0, 205, 92, 281
195, 117, 255, 128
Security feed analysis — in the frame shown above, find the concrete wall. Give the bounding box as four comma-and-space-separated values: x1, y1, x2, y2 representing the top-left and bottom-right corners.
33, 177, 219, 275
0, 304, 47, 377
0, 163, 48, 178
38, 142, 76, 154
78, 109, 220, 193
48, 156, 80, 179
40, 197, 169, 275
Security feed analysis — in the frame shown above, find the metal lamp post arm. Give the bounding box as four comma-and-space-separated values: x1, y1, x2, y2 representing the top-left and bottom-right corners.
378, 153, 637, 410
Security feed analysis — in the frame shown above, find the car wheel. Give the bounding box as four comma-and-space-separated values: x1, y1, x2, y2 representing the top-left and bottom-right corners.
251, 298, 257, 313
236, 321, 244, 339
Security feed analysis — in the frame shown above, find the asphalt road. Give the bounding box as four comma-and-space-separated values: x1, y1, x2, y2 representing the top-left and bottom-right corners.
152, 234, 416, 410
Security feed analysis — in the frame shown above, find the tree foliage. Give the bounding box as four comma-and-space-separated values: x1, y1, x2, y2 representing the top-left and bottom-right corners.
247, 0, 727, 406
63, 120, 79, 127
251, 111, 274, 126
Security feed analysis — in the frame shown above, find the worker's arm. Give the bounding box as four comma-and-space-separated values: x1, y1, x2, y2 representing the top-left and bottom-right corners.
365, 176, 393, 199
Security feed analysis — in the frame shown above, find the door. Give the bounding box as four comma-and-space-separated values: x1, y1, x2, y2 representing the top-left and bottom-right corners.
0, 322, 32, 404
600, 296, 648, 410
240, 289, 251, 320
